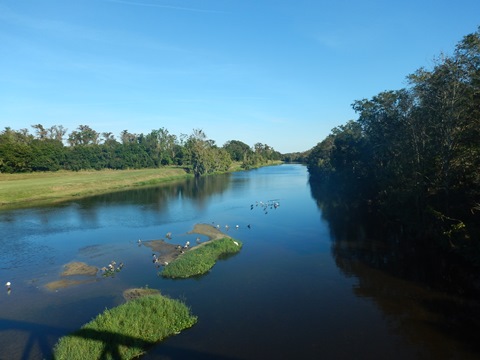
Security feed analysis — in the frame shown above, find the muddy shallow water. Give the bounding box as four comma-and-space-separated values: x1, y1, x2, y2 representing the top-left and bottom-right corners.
43, 223, 225, 291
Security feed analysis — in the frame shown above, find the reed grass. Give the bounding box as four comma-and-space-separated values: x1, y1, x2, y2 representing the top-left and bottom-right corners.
160, 237, 243, 278
52, 293, 197, 360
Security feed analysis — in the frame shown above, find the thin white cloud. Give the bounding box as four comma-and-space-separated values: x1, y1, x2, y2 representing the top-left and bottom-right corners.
105, 0, 226, 13
0, 3, 188, 54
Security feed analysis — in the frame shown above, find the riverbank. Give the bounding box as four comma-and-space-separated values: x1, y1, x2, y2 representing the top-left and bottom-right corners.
0, 167, 192, 209
0, 161, 283, 210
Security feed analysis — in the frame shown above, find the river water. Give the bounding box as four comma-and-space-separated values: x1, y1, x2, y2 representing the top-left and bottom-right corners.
0, 164, 478, 359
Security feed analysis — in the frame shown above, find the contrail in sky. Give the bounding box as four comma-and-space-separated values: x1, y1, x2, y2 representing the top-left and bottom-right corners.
105, 0, 225, 13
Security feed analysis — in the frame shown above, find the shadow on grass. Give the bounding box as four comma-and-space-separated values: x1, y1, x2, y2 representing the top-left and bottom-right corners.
54, 327, 158, 359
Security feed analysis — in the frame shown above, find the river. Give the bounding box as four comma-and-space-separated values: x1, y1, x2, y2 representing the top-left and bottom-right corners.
0, 164, 478, 359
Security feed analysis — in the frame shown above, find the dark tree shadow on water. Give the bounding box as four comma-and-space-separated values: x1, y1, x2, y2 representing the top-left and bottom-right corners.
0, 318, 242, 360
0, 317, 157, 360
0, 318, 68, 360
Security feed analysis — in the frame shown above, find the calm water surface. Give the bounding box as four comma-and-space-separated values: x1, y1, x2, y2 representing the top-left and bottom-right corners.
0, 164, 478, 359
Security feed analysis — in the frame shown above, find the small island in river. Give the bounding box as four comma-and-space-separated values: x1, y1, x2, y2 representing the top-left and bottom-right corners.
145, 223, 243, 279
53, 288, 198, 360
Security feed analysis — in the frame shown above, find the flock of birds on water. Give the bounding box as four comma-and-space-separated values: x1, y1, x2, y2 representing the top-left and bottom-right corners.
100, 260, 125, 277
251, 199, 281, 214
2, 200, 280, 294
134, 199, 281, 270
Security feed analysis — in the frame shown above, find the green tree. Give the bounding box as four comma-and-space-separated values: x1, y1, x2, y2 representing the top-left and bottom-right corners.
184, 129, 232, 177
68, 125, 100, 146
0, 127, 34, 172
223, 140, 252, 161
144, 128, 177, 166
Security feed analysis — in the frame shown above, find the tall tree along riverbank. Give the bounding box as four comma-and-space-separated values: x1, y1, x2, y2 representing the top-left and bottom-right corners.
307, 27, 480, 267
0, 126, 281, 177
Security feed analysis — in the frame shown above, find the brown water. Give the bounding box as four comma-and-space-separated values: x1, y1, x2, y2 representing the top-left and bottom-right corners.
0, 164, 478, 359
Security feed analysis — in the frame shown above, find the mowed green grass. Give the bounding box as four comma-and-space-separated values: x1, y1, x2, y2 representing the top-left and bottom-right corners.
0, 167, 191, 209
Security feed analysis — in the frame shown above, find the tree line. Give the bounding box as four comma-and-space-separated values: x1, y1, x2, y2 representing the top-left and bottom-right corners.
0, 125, 281, 177
306, 27, 480, 259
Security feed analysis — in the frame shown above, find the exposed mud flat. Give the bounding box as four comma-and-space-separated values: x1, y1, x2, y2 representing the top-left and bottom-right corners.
123, 287, 161, 301
61, 262, 98, 276
188, 223, 231, 240
43, 224, 229, 290
45, 262, 98, 290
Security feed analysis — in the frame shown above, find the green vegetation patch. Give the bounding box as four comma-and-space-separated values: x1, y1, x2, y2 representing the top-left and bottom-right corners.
52, 293, 197, 360
160, 237, 243, 278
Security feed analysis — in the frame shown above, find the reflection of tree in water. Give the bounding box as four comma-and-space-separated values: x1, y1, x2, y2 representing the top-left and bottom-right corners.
185, 173, 232, 208
309, 179, 480, 359
309, 178, 480, 294
78, 173, 232, 212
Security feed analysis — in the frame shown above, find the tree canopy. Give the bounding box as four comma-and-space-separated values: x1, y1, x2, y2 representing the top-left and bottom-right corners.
307, 27, 480, 258
0, 125, 280, 176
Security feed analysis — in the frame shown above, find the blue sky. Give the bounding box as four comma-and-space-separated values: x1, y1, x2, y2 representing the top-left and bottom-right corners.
1, 0, 479, 153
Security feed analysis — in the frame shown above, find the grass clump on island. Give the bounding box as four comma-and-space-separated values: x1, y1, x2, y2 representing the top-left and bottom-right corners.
160, 237, 243, 278
52, 291, 197, 360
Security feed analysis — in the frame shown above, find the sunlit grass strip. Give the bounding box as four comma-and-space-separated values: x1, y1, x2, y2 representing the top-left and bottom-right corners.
160, 237, 243, 278
52, 294, 197, 360
0, 167, 191, 209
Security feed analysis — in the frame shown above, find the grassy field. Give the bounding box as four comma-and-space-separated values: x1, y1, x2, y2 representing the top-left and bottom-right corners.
0, 167, 191, 209
52, 292, 197, 360
160, 237, 243, 278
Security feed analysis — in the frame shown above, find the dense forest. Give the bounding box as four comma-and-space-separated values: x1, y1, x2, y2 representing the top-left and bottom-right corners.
0, 126, 281, 177
307, 28, 480, 267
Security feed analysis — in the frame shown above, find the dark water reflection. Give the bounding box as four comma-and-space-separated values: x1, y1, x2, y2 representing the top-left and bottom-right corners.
0, 164, 478, 359
311, 178, 480, 360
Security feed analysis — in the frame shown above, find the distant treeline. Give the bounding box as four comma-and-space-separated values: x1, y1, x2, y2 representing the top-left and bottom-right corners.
0, 126, 281, 177
306, 27, 480, 257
